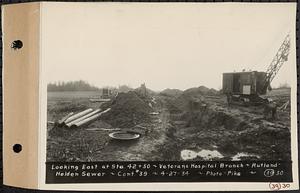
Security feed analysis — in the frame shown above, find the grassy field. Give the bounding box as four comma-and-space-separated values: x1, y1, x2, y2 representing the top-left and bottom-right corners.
48, 91, 101, 100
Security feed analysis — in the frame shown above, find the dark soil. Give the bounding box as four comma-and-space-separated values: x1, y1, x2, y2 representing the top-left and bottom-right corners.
101, 91, 152, 128
47, 87, 291, 162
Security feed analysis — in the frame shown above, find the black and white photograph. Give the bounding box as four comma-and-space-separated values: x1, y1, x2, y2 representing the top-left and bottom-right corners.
41, 2, 298, 188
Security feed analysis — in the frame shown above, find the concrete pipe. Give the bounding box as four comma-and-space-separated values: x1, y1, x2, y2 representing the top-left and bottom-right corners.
64, 108, 93, 124
65, 109, 101, 128
71, 108, 111, 129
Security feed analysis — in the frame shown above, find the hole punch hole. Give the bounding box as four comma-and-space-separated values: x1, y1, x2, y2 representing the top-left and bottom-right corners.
11, 40, 23, 50
13, 144, 22, 153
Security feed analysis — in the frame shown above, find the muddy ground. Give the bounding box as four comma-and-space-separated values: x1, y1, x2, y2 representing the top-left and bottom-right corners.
47, 88, 291, 162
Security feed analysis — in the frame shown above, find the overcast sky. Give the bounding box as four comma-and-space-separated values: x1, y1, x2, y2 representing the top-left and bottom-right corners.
42, 2, 297, 91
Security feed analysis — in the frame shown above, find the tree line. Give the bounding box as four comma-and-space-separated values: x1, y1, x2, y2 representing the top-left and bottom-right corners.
47, 80, 100, 91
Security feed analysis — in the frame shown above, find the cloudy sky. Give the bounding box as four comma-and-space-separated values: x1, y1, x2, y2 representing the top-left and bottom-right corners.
42, 2, 297, 91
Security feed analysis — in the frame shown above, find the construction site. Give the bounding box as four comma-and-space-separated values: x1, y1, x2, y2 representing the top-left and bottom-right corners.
47, 35, 292, 162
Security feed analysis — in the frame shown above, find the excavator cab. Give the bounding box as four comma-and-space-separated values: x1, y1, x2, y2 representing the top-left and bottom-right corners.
222, 34, 290, 106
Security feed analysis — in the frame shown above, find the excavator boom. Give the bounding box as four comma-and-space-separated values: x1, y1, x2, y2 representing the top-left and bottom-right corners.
261, 34, 291, 93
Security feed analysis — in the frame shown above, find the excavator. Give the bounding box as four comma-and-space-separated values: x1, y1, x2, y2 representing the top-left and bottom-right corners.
222, 34, 291, 106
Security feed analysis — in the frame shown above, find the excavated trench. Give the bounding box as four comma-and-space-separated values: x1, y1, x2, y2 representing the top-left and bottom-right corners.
47, 92, 291, 162
158, 102, 291, 161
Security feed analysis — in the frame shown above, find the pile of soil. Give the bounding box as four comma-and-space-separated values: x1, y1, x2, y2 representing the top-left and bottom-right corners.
184, 86, 219, 96
182, 108, 243, 130
102, 91, 152, 128
170, 103, 291, 161
170, 86, 219, 111
135, 84, 157, 97
159, 88, 183, 97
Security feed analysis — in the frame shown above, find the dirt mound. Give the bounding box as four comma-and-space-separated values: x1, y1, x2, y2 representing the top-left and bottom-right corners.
160, 88, 183, 97
169, 86, 219, 111
183, 86, 219, 96
171, 104, 291, 161
118, 85, 134, 93
173, 94, 204, 112
134, 84, 157, 97
102, 91, 152, 128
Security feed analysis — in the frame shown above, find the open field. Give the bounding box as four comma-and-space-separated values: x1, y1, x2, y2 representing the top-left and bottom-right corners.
47, 87, 291, 162
48, 91, 102, 100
